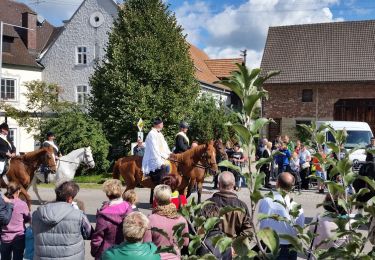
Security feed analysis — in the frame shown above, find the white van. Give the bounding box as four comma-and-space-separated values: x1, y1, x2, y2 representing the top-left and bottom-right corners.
316, 121, 373, 171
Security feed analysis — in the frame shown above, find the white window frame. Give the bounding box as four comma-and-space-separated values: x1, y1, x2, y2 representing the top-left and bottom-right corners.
0, 78, 17, 101
8, 128, 16, 149
76, 46, 88, 65
76, 85, 88, 105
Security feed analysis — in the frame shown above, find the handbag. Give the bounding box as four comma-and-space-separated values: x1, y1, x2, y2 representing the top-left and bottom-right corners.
302, 162, 310, 169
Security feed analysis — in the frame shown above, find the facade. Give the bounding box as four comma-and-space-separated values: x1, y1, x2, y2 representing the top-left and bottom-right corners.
0, 0, 58, 152
260, 20, 375, 140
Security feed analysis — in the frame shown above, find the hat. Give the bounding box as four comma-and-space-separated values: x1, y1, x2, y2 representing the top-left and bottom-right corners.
179, 121, 189, 129
0, 123, 9, 131
153, 118, 163, 126
46, 131, 55, 137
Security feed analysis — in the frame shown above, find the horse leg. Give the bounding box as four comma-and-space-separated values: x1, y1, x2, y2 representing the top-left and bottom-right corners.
186, 179, 196, 199
149, 189, 154, 205
197, 180, 203, 204
20, 187, 31, 210
30, 175, 44, 204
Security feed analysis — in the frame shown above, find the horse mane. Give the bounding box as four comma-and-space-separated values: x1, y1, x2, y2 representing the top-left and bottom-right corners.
174, 144, 207, 164
22, 147, 48, 161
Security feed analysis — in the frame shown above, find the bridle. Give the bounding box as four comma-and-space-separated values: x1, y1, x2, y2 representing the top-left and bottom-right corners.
57, 149, 94, 168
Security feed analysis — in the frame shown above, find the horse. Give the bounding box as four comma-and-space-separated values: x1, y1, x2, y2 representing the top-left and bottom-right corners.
2, 146, 57, 208
30, 147, 95, 203
353, 161, 375, 204
113, 141, 218, 204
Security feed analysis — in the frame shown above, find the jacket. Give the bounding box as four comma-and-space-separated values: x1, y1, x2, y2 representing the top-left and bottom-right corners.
1, 198, 30, 242
91, 201, 132, 259
0, 195, 13, 227
208, 191, 252, 238
0, 135, 16, 161
101, 242, 160, 260
32, 202, 91, 260
174, 133, 189, 154
196, 228, 232, 259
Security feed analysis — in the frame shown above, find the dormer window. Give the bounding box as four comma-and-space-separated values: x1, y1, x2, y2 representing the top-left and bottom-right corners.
2, 37, 12, 53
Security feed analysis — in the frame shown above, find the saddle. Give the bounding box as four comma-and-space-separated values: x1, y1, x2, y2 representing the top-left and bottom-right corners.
149, 161, 172, 185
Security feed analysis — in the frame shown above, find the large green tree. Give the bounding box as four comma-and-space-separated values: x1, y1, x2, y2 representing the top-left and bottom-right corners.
89, 0, 199, 155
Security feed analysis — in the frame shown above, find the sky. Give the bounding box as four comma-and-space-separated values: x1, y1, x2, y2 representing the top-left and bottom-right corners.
18, 0, 375, 68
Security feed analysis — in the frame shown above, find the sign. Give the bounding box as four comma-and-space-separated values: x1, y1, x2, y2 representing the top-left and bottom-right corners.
137, 132, 144, 142
137, 118, 144, 132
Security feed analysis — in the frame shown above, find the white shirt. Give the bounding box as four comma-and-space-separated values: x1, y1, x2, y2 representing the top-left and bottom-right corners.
142, 128, 171, 174
258, 191, 305, 245
299, 149, 311, 163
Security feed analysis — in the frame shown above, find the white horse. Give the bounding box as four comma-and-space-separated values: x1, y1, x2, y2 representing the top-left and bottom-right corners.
31, 147, 95, 203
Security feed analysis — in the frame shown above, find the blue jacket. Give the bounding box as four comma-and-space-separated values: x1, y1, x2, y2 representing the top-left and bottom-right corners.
277, 148, 291, 166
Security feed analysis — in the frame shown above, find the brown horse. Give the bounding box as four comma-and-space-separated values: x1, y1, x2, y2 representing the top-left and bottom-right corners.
113, 141, 218, 203
2, 146, 57, 207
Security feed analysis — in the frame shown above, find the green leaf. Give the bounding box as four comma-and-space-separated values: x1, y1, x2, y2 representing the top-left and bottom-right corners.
343, 171, 357, 186
151, 227, 169, 240
232, 236, 253, 257
257, 228, 279, 255
250, 118, 273, 135
226, 123, 251, 145
210, 236, 232, 254
203, 217, 221, 233
218, 160, 241, 173
278, 234, 303, 252
188, 236, 202, 255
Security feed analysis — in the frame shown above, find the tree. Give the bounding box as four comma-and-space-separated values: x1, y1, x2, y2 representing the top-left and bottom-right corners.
41, 110, 110, 174
89, 0, 199, 156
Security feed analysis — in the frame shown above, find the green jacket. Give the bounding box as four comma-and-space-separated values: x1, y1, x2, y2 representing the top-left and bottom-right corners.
101, 242, 160, 260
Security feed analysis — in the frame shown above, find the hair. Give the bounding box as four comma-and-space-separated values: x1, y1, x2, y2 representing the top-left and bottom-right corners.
123, 189, 137, 205
161, 175, 178, 192
266, 141, 273, 149
102, 179, 123, 200
123, 212, 149, 243
218, 171, 235, 190
5, 182, 21, 199
55, 181, 80, 202
277, 172, 295, 192
154, 184, 172, 206
323, 194, 347, 215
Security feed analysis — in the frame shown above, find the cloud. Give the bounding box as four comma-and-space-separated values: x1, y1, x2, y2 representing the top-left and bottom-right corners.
176, 0, 344, 66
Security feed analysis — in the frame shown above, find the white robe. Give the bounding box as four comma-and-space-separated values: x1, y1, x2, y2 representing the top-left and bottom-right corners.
142, 128, 171, 175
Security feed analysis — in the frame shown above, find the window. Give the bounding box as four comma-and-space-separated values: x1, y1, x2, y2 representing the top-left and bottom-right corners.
76, 46, 87, 65
2, 37, 12, 53
8, 128, 16, 148
0, 78, 16, 100
302, 89, 313, 102
76, 85, 88, 105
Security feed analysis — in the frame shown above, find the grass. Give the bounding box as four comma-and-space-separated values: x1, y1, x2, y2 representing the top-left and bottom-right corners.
37, 173, 113, 189
39, 183, 103, 189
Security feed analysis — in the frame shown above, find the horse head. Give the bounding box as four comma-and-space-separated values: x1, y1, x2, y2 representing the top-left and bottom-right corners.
203, 140, 219, 175
44, 146, 57, 173
83, 147, 95, 169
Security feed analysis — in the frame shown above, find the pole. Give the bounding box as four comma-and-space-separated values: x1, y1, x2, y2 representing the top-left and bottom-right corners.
0, 21, 3, 82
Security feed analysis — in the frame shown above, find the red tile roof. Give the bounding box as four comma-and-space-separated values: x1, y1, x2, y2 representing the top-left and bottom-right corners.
205, 58, 243, 79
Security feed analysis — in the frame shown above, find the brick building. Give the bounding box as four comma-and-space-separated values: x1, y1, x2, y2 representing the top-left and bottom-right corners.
260, 20, 375, 140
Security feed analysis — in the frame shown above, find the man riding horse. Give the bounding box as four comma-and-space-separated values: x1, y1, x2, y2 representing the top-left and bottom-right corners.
0, 123, 16, 184
41, 131, 61, 183
174, 121, 190, 154
142, 118, 172, 184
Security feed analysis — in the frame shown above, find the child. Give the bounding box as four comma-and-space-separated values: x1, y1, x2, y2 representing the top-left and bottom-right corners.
122, 189, 139, 211
1, 182, 31, 260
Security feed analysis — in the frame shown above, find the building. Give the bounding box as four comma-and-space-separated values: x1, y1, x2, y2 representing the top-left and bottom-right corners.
260, 20, 375, 140
0, 0, 59, 152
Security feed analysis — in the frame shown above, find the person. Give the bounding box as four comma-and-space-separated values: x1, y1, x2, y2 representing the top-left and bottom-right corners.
0, 123, 16, 182
133, 137, 146, 157
123, 189, 139, 211
101, 212, 160, 260
313, 148, 326, 193
230, 143, 245, 190
143, 184, 189, 260
276, 143, 291, 174
0, 192, 13, 227
142, 118, 172, 183
258, 172, 305, 260
91, 179, 133, 260
261, 141, 273, 189
299, 144, 311, 190
289, 152, 301, 191
294, 140, 302, 154
191, 140, 199, 148
208, 171, 252, 238
256, 138, 268, 161
0, 182, 30, 260
152, 175, 187, 210
365, 137, 375, 162
214, 138, 228, 189
32, 181, 92, 260
196, 203, 232, 259
174, 121, 190, 154
283, 135, 295, 153
41, 131, 61, 183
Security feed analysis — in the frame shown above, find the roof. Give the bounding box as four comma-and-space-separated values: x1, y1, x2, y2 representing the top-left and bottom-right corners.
260, 20, 375, 84
0, 0, 57, 68
189, 44, 242, 91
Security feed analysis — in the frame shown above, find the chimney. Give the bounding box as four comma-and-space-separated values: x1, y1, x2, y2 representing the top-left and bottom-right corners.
21, 11, 37, 51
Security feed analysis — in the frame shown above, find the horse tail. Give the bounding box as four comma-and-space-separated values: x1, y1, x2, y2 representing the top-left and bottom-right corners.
112, 160, 121, 180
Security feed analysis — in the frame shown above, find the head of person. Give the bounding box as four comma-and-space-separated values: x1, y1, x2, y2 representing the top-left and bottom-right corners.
283, 135, 290, 144
153, 118, 163, 130
137, 137, 143, 146
0, 123, 9, 136
123, 212, 149, 243
179, 121, 189, 133
55, 181, 80, 203
296, 140, 301, 147
276, 172, 295, 192
371, 137, 375, 146
262, 138, 268, 146
323, 194, 347, 215
266, 141, 273, 150
191, 141, 199, 148
161, 175, 179, 193
234, 143, 241, 152
102, 179, 123, 201
154, 184, 172, 206
46, 131, 55, 141
123, 189, 137, 205
5, 182, 21, 199
218, 171, 235, 191
292, 152, 298, 159
301, 143, 306, 151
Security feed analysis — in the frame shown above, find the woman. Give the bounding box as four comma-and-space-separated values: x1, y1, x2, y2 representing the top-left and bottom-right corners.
1, 182, 31, 260
289, 152, 301, 191
260, 141, 272, 189
144, 184, 189, 260
152, 175, 187, 209
91, 179, 132, 260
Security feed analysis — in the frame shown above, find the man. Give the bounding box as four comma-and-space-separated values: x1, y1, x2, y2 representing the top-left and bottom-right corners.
174, 121, 190, 154
256, 138, 268, 161
142, 118, 171, 183
283, 135, 295, 153
299, 144, 311, 190
365, 137, 375, 162
258, 172, 305, 260
208, 171, 252, 238
32, 181, 92, 260
230, 143, 245, 190
102, 212, 160, 260
133, 137, 146, 157
41, 131, 61, 183
0, 123, 16, 182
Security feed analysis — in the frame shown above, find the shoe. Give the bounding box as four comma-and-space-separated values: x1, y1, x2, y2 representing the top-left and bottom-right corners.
319, 189, 324, 194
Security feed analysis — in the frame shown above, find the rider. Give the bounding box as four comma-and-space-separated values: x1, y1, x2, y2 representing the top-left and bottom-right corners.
142, 118, 171, 183
0, 123, 16, 183
174, 121, 190, 154
366, 137, 375, 162
41, 131, 61, 183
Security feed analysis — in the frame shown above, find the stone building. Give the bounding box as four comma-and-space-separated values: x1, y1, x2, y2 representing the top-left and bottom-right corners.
260, 20, 375, 140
